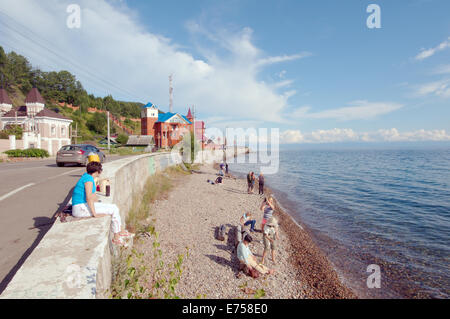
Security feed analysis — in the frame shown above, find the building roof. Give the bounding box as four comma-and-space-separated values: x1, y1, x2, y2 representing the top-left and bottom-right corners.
157, 112, 192, 124
187, 108, 193, 119
35, 108, 71, 120
1, 106, 71, 120
0, 88, 13, 105
25, 87, 46, 104
2, 106, 27, 117
142, 102, 157, 109
99, 137, 118, 145
126, 135, 155, 146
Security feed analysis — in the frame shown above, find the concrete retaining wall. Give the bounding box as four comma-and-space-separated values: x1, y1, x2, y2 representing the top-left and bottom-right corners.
0, 148, 246, 299
0, 152, 182, 299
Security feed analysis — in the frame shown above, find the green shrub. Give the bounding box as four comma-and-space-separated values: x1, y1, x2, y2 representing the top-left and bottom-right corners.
0, 125, 23, 140
116, 133, 129, 145
4, 148, 50, 158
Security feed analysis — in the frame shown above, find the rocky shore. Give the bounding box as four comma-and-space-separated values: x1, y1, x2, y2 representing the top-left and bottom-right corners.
140, 163, 356, 299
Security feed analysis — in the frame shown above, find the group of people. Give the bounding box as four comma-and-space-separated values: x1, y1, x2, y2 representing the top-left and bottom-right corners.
237, 195, 278, 278
247, 172, 265, 195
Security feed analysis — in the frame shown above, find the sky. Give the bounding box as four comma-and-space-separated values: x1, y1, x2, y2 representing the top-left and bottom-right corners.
0, 0, 449, 144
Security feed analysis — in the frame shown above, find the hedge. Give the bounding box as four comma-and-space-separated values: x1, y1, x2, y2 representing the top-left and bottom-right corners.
4, 148, 50, 158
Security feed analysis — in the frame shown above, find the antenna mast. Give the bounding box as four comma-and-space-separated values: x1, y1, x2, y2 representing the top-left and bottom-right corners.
169, 74, 173, 113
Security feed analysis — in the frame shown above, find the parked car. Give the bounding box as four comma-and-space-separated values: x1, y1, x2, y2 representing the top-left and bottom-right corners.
56, 144, 106, 167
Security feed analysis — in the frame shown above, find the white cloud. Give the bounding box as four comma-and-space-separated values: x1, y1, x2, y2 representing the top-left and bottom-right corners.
0, 0, 305, 125
280, 128, 450, 144
415, 37, 450, 61
290, 101, 404, 121
415, 79, 450, 98
256, 52, 312, 67
433, 65, 450, 75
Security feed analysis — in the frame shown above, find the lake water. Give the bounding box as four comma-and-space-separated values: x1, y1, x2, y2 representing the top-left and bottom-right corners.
229, 148, 450, 298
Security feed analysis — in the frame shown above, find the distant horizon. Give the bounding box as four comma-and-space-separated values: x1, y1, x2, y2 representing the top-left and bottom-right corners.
278, 141, 450, 150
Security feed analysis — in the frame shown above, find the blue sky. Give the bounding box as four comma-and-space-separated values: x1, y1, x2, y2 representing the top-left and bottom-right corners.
0, 0, 449, 143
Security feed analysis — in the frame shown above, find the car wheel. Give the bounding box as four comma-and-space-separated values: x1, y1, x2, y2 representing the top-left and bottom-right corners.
57, 162, 64, 167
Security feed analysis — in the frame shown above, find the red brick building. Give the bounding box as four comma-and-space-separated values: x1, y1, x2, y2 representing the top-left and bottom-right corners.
141, 103, 205, 149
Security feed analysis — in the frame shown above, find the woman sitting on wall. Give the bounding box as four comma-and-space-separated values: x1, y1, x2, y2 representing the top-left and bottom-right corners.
71, 161, 131, 245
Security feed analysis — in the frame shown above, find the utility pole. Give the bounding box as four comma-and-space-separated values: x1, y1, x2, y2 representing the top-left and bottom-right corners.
169, 74, 173, 113
107, 111, 111, 151
70, 122, 81, 144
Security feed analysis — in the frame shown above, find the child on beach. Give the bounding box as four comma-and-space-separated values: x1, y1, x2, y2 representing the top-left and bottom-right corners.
261, 217, 279, 265
237, 235, 275, 277
240, 212, 256, 232
260, 195, 275, 232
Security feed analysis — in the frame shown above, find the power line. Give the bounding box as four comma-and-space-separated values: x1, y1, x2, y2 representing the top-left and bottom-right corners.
0, 9, 145, 102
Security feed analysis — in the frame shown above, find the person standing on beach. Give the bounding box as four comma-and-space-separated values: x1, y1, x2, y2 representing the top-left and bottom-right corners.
225, 163, 229, 175
258, 173, 265, 195
261, 217, 279, 265
260, 195, 275, 232
250, 172, 256, 193
247, 172, 253, 194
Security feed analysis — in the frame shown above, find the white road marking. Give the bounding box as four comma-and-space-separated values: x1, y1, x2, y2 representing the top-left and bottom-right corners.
46, 168, 83, 181
0, 183, 36, 202
0, 169, 83, 202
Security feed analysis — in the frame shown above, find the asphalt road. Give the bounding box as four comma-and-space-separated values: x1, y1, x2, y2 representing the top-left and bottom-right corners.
0, 155, 127, 294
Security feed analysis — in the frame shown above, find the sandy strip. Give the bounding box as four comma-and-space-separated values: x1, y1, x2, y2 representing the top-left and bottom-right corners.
147, 164, 355, 299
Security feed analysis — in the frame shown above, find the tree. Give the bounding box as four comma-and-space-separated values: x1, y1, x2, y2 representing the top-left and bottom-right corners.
86, 112, 107, 135
116, 133, 129, 145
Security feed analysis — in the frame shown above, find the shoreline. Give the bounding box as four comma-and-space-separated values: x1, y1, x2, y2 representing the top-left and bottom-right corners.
136, 162, 356, 299
224, 165, 356, 299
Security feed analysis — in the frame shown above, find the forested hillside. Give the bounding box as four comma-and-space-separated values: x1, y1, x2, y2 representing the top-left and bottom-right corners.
0, 45, 143, 119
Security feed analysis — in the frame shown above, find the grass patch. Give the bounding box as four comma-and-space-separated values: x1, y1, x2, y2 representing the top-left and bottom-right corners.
110, 164, 193, 299
107, 147, 148, 156
126, 172, 172, 233
125, 164, 193, 233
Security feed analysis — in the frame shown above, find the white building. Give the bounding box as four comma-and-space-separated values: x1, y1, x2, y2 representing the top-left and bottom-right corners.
0, 87, 73, 155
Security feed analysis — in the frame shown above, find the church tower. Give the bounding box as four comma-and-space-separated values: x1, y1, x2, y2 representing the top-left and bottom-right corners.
141, 102, 158, 136
187, 107, 193, 122
25, 87, 45, 117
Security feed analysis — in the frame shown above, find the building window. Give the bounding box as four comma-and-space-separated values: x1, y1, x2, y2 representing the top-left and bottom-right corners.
61, 127, 65, 137
51, 126, 56, 136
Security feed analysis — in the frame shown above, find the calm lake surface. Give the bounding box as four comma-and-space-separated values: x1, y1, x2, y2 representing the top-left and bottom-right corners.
230, 148, 450, 298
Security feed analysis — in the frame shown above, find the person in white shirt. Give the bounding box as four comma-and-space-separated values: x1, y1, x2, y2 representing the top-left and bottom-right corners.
237, 235, 274, 277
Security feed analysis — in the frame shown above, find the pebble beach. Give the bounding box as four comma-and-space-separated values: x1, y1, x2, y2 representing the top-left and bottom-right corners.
140, 163, 356, 299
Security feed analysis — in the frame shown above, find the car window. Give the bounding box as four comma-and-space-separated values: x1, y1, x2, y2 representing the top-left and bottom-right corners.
61, 145, 79, 151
